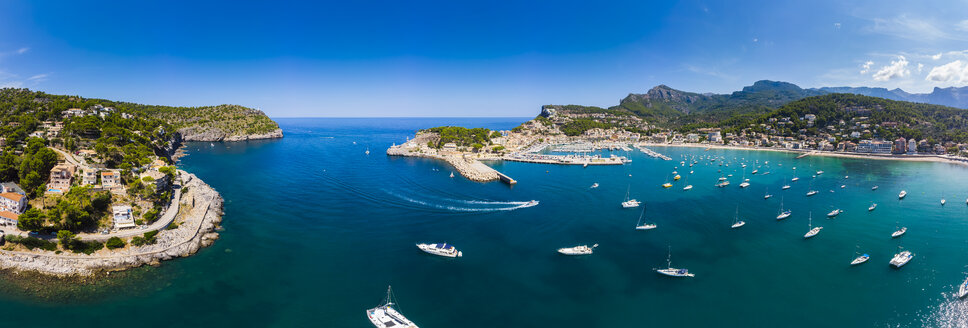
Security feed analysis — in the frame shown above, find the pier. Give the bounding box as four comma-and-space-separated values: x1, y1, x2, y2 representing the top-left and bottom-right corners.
634, 145, 672, 160
503, 153, 627, 165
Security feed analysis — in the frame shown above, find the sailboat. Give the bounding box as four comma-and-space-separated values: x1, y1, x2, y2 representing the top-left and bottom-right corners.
851, 247, 870, 266
590, 183, 599, 189
365, 147, 370, 155
622, 185, 640, 208
804, 212, 822, 238
367, 286, 419, 328
941, 191, 946, 206
871, 185, 878, 190
635, 206, 657, 230
891, 225, 907, 238
682, 176, 692, 190
731, 207, 746, 229
776, 197, 792, 220
449, 172, 455, 178
655, 246, 694, 277
957, 277, 968, 298
868, 203, 877, 211
782, 184, 791, 190
764, 187, 772, 199
826, 209, 842, 218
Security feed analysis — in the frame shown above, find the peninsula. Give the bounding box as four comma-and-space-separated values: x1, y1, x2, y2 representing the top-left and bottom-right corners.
390, 81, 968, 181
0, 88, 280, 276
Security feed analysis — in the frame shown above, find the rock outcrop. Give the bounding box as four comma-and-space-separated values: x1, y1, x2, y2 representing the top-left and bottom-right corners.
0, 170, 224, 276
178, 127, 283, 142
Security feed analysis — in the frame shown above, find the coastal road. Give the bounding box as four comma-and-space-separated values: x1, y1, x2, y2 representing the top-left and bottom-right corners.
49, 147, 85, 167
76, 180, 183, 242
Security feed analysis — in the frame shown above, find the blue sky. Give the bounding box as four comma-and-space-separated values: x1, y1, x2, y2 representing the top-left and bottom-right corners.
1, 0, 967, 117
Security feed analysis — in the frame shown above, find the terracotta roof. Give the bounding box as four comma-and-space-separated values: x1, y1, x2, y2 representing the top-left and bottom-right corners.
102, 171, 116, 176
0, 211, 18, 221
0, 192, 24, 202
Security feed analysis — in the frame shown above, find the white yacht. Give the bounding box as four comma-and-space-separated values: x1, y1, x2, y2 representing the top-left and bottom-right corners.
622, 186, 640, 208
683, 185, 693, 191
655, 247, 694, 277
776, 198, 792, 220
449, 172, 454, 178
526, 200, 539, 207
367, 286, 419, 328
840, 185, 846, 189
816, 170, 824, 175
804, 213, 822, 238
957, 277, 968, 299
868, 203, 877, 211
898, 190, 907, 199
751, 169, 758, 174
731, 207, 745, 229
739, 181, 750, 188
558, 244, 598, 255
590, 183, 599, 189
792, 177, 800, 182
716, 181, 730, 188
826, 209, 842, 218
941, 192, 946, 206
764, 189, 772, 199
871, 185, 878, 190
851, 254, 870, 266
889, 250, 913, 268
416, 243, 462, 258
806, 190, 818, 197
635, 206, 657, 230
782, 185, 791, 190
365, 147, 370, 155
891, 226, 907, 238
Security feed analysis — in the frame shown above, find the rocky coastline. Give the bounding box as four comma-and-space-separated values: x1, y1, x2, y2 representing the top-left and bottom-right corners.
178, 127, 284, 142
0, 170, 224, 277
387, 145, 500, 182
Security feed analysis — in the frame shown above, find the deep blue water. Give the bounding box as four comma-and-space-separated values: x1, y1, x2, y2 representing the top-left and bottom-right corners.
2, 117, 968, 327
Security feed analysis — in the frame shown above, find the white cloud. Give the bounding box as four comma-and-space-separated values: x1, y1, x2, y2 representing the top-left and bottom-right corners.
932, 53, 943, 60
869, 15, 965, 41
752, 38, 758, 42
27, 73, 48, 82
834, 22, 842, 29
16, 47, 28, 55
958, 20, 968, 31
860, 61, 874, 74
918, 63, 924, 73
926, 60, 968, 84
872, 56, 910, 81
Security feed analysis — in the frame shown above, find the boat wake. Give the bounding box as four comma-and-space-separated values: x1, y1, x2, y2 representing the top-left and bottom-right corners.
388, 192, 538, 212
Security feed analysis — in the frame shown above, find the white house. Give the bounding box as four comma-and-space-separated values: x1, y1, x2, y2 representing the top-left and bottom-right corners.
112, 205, 136, 229
81, 168, 99, 186
0, 189, 26, 214
102, 170, 120, 188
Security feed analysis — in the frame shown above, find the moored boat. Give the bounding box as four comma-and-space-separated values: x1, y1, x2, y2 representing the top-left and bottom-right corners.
635, 206, 657, 230
868, 203, 877, 211
826, 209, 842, 218
558, 244, 598, 255
655, 247, 694, 277
958, 277, 968, 298
851, 254, 870, 266
806, 190, 818, 197
891, 226, 907, 238
367, 286, 419, 328
889, 250, 913, 268
898, 190, 907, 199
804, 212, 821, 238
416, 243, 462, 258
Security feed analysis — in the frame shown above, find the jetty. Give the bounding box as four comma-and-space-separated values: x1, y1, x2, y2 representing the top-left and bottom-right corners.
386, 143, 516, 184
634, 145, 672, 160
796, 151, 817, 159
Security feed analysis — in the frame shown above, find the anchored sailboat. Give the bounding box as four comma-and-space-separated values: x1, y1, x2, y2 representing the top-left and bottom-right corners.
635, 206, 657, 230
656, 246, 694, 277
367, 286, 419, 328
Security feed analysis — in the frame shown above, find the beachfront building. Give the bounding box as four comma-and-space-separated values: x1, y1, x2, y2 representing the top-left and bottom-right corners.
0, 186, 26, 214
112, 205, 136, 229
101, 170, 120, 188
856, 140, 893, 154
0, 211, 18, 226
907, 139, 917, 154
48, 163, 76, 193
81, 168, 99, 186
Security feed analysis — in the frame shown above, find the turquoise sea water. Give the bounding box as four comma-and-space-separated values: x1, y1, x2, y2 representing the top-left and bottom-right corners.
3, 117, 968, 327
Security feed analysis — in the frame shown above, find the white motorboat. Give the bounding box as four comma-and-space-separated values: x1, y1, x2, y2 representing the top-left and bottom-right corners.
449, 172, 454, 178
868, 203, 877, 211
731, 207, 745, 229
751, 169, 758, 174
367, 286, 419, 328
782, 185, 791, 190
662, 182, 673, 188
826, 209, 842, 218
941, 192, 946, 206
792, 177, 800, 182
889, 250, 913, 268
635, 206, 657, 230
871, 185, 878, 190
898, 190, 907, 199
844, 175, 849, 179
655, 247, 694, 277
716, 181, 730, 188
718, 177, 727, 181
957, 277, 968, 298
526, 200, 539, 207
816, 170, 824, 175
558, 244, 598, 255
764, 189, 772, 199
683, 185, 693, 191
416, 243, 462, 258
806, 190, 818, 197
851, 254, 870, 265
891, 226, 907, 238
590, 183, 599, 189
739, 181, 750, 188
804, 213, 822, 238
365, 147, 370, 155
840, 185, 846, 189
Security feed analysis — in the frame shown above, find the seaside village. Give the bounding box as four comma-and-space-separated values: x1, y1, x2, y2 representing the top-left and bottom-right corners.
0, 104, 177, 253
393, 105, 968, 165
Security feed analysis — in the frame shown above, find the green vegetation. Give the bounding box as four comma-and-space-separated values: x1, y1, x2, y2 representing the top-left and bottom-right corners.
3, 235, 58, 251
559, 119, 609, 136
105, 236, 126, 249
131, 230, 158, 246
128, 104, 280, 137
422, 126, 493, 148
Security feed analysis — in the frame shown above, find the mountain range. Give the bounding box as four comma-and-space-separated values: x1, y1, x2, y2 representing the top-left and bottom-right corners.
551, 80, 968, 128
